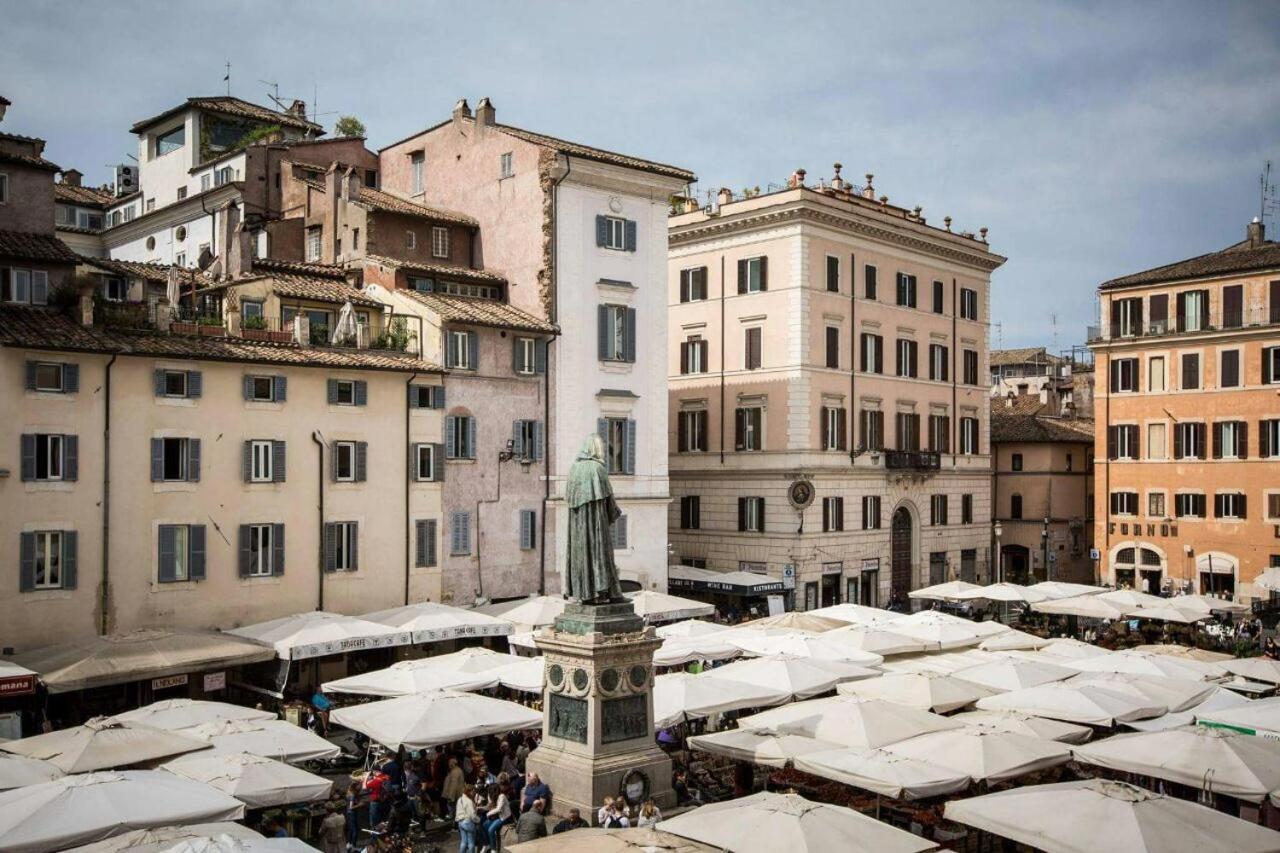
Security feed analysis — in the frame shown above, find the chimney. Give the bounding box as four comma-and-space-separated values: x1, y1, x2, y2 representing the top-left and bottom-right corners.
287, 99, 308, 119
452, 97, 472, 127
474, 97, 496, 140
78, 279, 95, 328
62, 169, 83, 188
1248, 217, 1265, 248
717, 187, 733, 206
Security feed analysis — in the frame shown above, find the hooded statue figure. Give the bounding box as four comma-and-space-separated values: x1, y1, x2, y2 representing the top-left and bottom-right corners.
564, 434, 623, 604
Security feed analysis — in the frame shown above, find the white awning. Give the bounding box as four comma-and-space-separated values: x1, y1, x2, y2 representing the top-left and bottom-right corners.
225, 612, 412, 661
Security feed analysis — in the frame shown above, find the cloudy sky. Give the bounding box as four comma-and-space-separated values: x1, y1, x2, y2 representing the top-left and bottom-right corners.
5, 1, 1277, 348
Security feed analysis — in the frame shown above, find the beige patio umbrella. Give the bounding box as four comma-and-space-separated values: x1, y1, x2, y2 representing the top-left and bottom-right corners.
881, 650, 999, 676
627, 591, 715, 623
656, 619, 732, 639
979, 628, 1054, 651
62, 823, 260, 853
1224, 657, 1280, 685
654, 672, 789, 729
160, 751, 332, 808
1125, 603, 1209, 625
954, 582, 1049, 603
950, 710, 1093, 744
952, 657, 1076, 692
404, 646, 514, 674
330, 690, 540, 750
688, 728, 842, 768
727, 633, 884, 666
361, 601, 514, 643
0, 753, 64, 791
823, 625, 935, 656
907, 580, 984, 602
1131, 644, 1233, 663
1123, 685, 1250, 732
1035, 637, 1115, 660
838, 671, 994, 713
807, 603, 900, 626
653, 636, 740, 667
1033, 595, 1131, 620
1072, 726, 1280, 804
1067, 672, 1215, 713
320, 659, 500, 697
1063, 649, 1215, 682
884, 727, 1071, 782
1167, 593, 1250, 615
975, 682, 1165, 726
1027, 582, 1109, 599
738, 612, 847, 632
182, 719, 339, 764
944, 779, 1280, 853
1255, 567, 1280, 594
508, 827, 721, 852
1197, 696, 1280, 736
0, 718, 209, 773
477, 595, 566, 631
705, 656, 875, 701
656, 791, 939, 853
795, 746, 971, 800
739, 695, 960, 749
110, 700, 276, 732
882, 614, 984, 651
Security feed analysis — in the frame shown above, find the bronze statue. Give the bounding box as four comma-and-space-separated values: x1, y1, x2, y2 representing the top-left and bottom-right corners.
564, 434, 623, 604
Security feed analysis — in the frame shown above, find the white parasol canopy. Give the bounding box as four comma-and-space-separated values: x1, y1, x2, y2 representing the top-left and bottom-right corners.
706, 655, 877, 701
738, 612, 848, 632
1073, 726, 1280, 804
656, 790, 939, 853
951, 710, 1093, 744
795, 746, 971, 800
0, 717, 209, 773
160, 751, 332, 808
321, 659, 499, 697
1068, 672, 1215, 713
1123, 686, 1250, 732
62, 824, 261, 853
1096, 589, 1166, 609
655, 619, 732, 639
477, 595, 566, 630
881, 649, 999, 676
653, 636, 740, 667
954, 582, 1048, 603
225, 611, 411, 661
884, 727, 1070, 782
360, 601, 513, 643
739, 695, 960, 749
944, 778, 1280, 853
807, 603, 900, 626
151, 836, 312, 853
1027, 581, 1109, 599
953, 658, 1076, 692
654, 673, 789, 729
726, 632, 884, 666
1197, 695, 1280, 736
823, 625, 935, 656
0, 770, 244, 853
882, 614, 984, 651
1167, 594, 1250, 614
1132, 644, 1233, 663
895, 608, 1008, 633
0, 753, 63, 791
1062, 649, 1215, 682
330, 689, 540, 750
975, 682, 1165, 726
183, 719, 338, 764
491, 655, 546, 693
1036, 637, 1115, 660
1033, 595, 1131, 620
1224, 657, 1280, 685
907, 580, 984, 601
110, 700, 276, 732
1125, 602, 1209, 624
414, 646, 518, 674
688, 728, 842, 768
329, 300, 357, 345
838, 671, 993, 713
508, 827, 720, 853
1255, 567, 1280, 593
626, 591, 715, 623
978, 628, 1052, 651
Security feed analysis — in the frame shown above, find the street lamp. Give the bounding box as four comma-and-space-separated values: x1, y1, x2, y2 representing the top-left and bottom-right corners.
993, 521, 1003, 584
1042, 517, 1051, 583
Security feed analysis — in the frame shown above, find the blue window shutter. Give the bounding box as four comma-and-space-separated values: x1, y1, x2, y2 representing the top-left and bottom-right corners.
187, 371, 202, 398
243, 376, 254, 401
327, 379, 339, 404
187, 439, 201, 482
625, 419, 637, 474
24, 361, 37, 391
158, 525, 177, 582
597, 305, 609, 360
154, 369, 166, 397
64, 435, 78, 482
323, 523, 337, 572
238, 525, 252, 577
415, 519, 427, 567
624, 219, 637, 252
446, 417, 457, 458
468, 332, 479, 372
534, 421, 544, 462
63, 364, 79, 393
350, 521, 359, 570
459, 514, 469, 554
431, 443, 444, 481
354, 380, 368, 406
20, 434, 36, 481
595, 215, 608, 247
272, 441, 286, 483
624, 308, 636, 362
242, 441, 253, 482
433, 385, 445, 409
467, 417, 477, 460
512, 421, 524, 458
597, 418, 608, 446
512, 337, 521, 374
189, 525, 206, 580
150, 438, 164, 482
535, 339, 547, 374
425, 520, 437, 566
19, 532, 35, 592
274, 375, 287, 402
272, 524, 285, 575
355, 441, 368, 482
612, 515, 628, 550
408, 386, 420, 409
520, 510, 533, 550
61, 531, 77, 589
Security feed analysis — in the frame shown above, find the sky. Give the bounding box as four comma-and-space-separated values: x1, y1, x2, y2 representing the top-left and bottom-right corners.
4, 1, 1278, 349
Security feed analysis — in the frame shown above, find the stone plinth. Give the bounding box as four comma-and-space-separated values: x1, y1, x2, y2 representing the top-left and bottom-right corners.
525, 602, 674, 824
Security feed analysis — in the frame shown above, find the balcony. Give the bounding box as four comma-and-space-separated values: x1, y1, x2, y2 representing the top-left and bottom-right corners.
1092, 308, 1280, 343
884, 450, 941, 471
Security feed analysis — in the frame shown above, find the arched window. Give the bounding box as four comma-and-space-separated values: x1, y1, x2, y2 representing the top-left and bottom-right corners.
1139, 548, 1161, 567
1115, 547, 1136, 566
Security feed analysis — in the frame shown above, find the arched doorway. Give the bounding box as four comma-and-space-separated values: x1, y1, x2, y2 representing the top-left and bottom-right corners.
891, 507, 913, 603
1002, 545, 1031, 584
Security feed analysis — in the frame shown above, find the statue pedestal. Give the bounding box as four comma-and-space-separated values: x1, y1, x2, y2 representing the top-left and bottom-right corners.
525, 602, 674, 824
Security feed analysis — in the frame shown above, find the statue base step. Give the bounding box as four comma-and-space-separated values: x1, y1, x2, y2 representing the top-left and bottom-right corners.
525, 741, 674, 825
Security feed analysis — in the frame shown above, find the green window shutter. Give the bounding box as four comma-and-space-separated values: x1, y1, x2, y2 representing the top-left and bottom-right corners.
415, 519, 428, 567
355, 442, 368, 482
624, 219, 637, 251
189, 525, 206, 580
58, 434, 76, 482
467, 418, 477, 460
24, 361, 37, 391
433, 385, 446, 409
19, 532, 35, 592
187, 371, 202, 398
533, 422, 544, 462
20, 434, 36, 481
737, 259, 747, 294
272, 524, 285, 575
534, 339, 547, 374
597, 305, 609, 360
349, 522, 360, 570
157, 525, 177, 582
272, 441, 286, 483
151, 438, 164, 482
625, 419, 637, 474
187, 439, 201, 482
431, 443, 445, 481
238, 525, 252, 577
62, 531, 77, 589
243, 376, 254, 401
680, 270, 690, 303
512, 338, 522, 374
512, 422, 525, 458
446, 417, 457, 458
354, 380, 368, 406
468, 332, 479, 372
520, 510, 535, 550
595, 215, 608, 247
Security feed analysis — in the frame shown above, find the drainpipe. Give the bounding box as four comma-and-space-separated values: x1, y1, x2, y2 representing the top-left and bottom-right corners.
404, 370, 420, 605
476, 452, 510, 601
99, 354, 117, 636
540, 154, 572, 591
539, 337, 555, 594
951, 278, 958, 465
312, 430, 326, 610
719, 254, 726, 465
849, 254, 856, 463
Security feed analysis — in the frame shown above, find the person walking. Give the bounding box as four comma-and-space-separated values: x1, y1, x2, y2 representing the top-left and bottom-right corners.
344, 781, 362, 852
455, 784, 480, 853
319, 802, 346, 853
441, 757, 466, 821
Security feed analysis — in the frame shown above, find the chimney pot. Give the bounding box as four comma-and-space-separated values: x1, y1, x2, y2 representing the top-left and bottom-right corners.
452, 98, 472, 122
717, 187, 733, 205
1247, 217, 1265, 248
287, 99, 307, 118
979, 227, 989, 241
944, 216, 952, 231
62, 168, 83, 187
476, 97, 496, 127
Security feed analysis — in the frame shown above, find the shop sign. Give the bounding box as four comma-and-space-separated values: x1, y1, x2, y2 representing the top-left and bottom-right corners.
203, 671, 227, 691
151, 673, 188, 691
782, 564, 796, 590
0, 675, 36, 697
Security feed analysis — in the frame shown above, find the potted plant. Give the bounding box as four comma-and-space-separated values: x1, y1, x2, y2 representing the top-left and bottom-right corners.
197, 314, 226, 337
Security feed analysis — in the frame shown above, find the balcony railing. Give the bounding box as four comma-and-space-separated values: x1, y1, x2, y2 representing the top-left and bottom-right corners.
884, 450, 942, 471
1093, 307, 1280, 342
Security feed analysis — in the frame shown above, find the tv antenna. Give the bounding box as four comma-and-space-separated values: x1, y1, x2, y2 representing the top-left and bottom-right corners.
1050, 313, 1058, 354
994, 321, 1003, 351
1262, 161, 1277, 230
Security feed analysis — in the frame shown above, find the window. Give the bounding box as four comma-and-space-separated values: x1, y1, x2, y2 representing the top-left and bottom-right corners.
241, 523, 279, 577
519, 509, 537, 550
961, 494, 974, 525
100, 277, 127, 302
1220, 349, 1241, 388
3, 269, 48, 304
821, 406, 847, 451
21, 433, 75, 482
1148, 356, 1166, 392
1011, 453, 1024, 471
446, 330, 477, 370
862, 495, 881, 529
1175, 493, 1206, 519
823, 496, 845, 532
414, 443, 437, 481
680, 266, 707, 302
825, 327, 840, 369
512, 420, 542, 461
932, 280, 945, 314
1213, 421, 1247, 460
1147, 423, 1167, 460
0, 173, 7, 203
245, 374, 283, 402
678, 409, 708, 453
929, 344, 949, 382
155, 125, 185, 156
415, 519, 438, 567
963, 350, 979, 385
735, 406, 763, 451
931, 494, 949, 525
333, 440, 367, 481
737, 256, 768, 293
1011, 494, 1023, 519
960, 417, 980, 455
325, 521, 359, 570
446, 415, 476, 460
200, 174, 211, 192
152, 437, 199, 482
826, 256, 840, 293
305, 227, 321, 262
680, 496, 701, 530
1174, 422, 1206, 460
447, 512, 471, 556
612, 514, 629, 550
860, 333, 883, 374
1262, 419, 1280, 458
600, 216, 628, 250
1110, 358, 1138, 393
1177, 289, 1208, 332
122, 205, 136, 223
431, 226, 450, 259
860, 409, 884, 451
1066, 453, 1073, 471
351, 227, 359, 251
864, 265, 878, 299
21, 530, 73, 591
405, 230, 416, 251
214, 166, 234, 186
411, 152, 425, 194
681, 336, 707, 375
1114, 297, 1142, 338
895, 412, 920, 451
328, 378, 367, 405
896, 339, 918, 378
1110, 491, 1138, 516
1109, 424, 1139, 460
960, 288, 978, 320
158, 524, 205, 582
1268, 493, 1280, 521
600, 417, 635, 474
514, 337, 544, 375
598, 305, 636, 362
928, 414, 951, 453
249, 440, 275, 482
27, 360, 75, 393
738, 497, 765, 532
1263, 347, 1280, 384
500, 152, 514, 178
1181, 352, 1200, 390
744, 326, 762, 370
896, 273, 917, 308
1149, 492, 1166, 518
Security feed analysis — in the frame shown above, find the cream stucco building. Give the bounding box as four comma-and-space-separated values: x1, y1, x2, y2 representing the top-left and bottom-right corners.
667, 170, 1004, 609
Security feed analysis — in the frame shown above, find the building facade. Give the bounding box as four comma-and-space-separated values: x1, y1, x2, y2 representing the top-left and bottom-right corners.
667, 170, 1004, 609
1091, 219, 1280, 599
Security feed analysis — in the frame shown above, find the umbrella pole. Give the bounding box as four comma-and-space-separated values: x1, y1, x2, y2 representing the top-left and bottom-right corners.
876, 793, 881, 820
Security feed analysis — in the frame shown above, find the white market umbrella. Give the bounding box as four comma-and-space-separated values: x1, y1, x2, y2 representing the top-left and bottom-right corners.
1096, 589, 1167, 609
0, 753, 63, 791
361, 601, 513, 643
654, 673, 789, 729
944, 779, 1280, 853
329, 299, 357, 344
1167, 594, 1250, 615
1123, 686, 1250, 732
951, 710, 1093, 744
976, 682, 1165, 726
225, 611, 411, 661
508, 828, 720, 853
653, 636, 740, 667
727, 633, 883, 666
160, 751, 332, 808
953, 658, 1076, 692
1063, 649, 1215, 682
883, 613, 984, 651
979, 628, 1054, 651
62, 823, 261, 853
656, 619, 731, 639
1126, 603, 1209, 624
706, 655, 875, 701
688, 728, 841, 768
1068, 672, 1215, 713
1197, 695, 1280, 736
738, 612, 848, 633
839, 671, 993, 713
110, 700, 276, 732
795, 746, 971, 800
478, 595, 566, 630
908, 580, 984, 602
321, 659, 500, 697
506, 631, 539, 653
656, 790, 939, 853
404, 646, 513, 674
1073, 726, 1280, 804
739, 695, 960, 749
955, 582, 1049, 603
824, 625, 934, 656
165, 266, 180, 309
330, 689, 539, 750
1036, 637, 1115, 660
627, 591, 715, 623
1132, 644, 1233, 663
1224, 657, 1280, 685
491, 655, 545, 693
1255, 567, 1280, 593
151, 837, 312, 853
1033, 595, 1131, 620
880, 650, 999, 676
808, 603, 900, 627
1027, 582, 1109, 599
0, 770, 244, 853
0, 718, 209, 773
885, 727, 1071, 782
182, 719, 338, 764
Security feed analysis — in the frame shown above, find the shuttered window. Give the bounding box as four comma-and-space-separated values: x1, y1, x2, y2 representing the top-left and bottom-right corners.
598, 417, 636, 474
1109, 491, 1138, 516
18, 530, 76, 592
820, 406, 847, 451
826, 256, 840, 293
928, 415, 951, 453
598, 305, 636, 362
446, 415, 477, 460
963, 350, 979, 385
26, 360, 78, 393
445, 331, 479, 370
960, 288, 978, 320
512, 337, 547, 375
1180, 353, 1200, 390
1261, 419, 1280, 458
450, 511, 472, 555
738, 497, 765, 532
327, 378, 367, 406
680, 495, 701, 530
931, 494, 949, 525
681, 336, 708, 375
823, 496, 844, 532
332, 440, 368, 481
409, 385, 446, 408
860, 334, 883, 374
611, 514, 629, 550
677, 410, 708, 453
1212, 421, 1247, 460
680, 266, 708, 302
929, 344, 949, 382
158, 524, 205, 582
1174, 493, 1206, 519
961, 494, 974, 525
959, 417, 980, 455
20, 433, 77, 482
154, 369, 202, 399
152, 437, 201, 482
862, 496, 881, 530
895, 339, 918, 378
825, 327, 840, 369
737, 257, 768, 294
864, 265, 877, 299
734, 407, 763, 451
1214, 492, 1247, 520
413, 443, 438, 481
932, 280, 945, 314
1110, 358, 1138, 393
244, 439, 286, 483
415, 519, 438, 567
596, 215, 636, 251
895, 413, 921, 452
239, 523, 284, 577
512, 420, 543, 462
324, 521, 359, 570
896, 273, 917, 308
1173, 422, 1206, 460
859, 410, 884, 451
519, 509, 537, 550
243, 374, 286, 402
744, 327, 762, 370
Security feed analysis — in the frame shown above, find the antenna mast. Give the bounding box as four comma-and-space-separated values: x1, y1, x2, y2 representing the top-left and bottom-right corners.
1262, 161, 1277, 230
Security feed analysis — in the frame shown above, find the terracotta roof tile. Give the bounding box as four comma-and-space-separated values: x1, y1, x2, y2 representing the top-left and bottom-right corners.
78, 256, 215, 288
365, 255, 507, 285
131, 96, 324, 135
990, 347, 1059, 367
398, 288, 557, 334
0, 230, 78, 264
55, 183, 116, 207
245, 259, 383, 308
1102, 238, 1280, 289
990, 399, 1094, 444
492, 122, 694, 182
0, 148, 60, 172
354, 187, 478, 227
